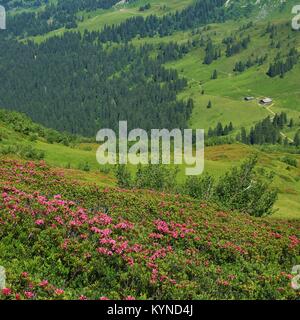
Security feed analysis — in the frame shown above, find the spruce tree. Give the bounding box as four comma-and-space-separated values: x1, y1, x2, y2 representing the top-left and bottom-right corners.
241, 127, 248, 144
211, 69, 218, 79
294, 131, 300, 147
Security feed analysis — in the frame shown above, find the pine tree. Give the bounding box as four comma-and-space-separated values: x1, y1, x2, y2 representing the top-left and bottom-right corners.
208, 127, 214, 138
216, 122, 223, 136
223, 125, 229, 136
294, 131, 300, 147
241, 127, 248, 144
211, 69, 218, 80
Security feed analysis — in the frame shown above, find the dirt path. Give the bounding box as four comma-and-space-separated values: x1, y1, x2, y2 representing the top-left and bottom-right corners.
264, 102, 294, 143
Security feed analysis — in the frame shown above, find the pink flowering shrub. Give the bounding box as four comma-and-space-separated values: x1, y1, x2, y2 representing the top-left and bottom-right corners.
0, 159, 299, 300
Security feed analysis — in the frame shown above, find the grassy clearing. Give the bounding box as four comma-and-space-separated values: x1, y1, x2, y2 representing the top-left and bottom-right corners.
28, 0, 195, 43
163, 17, 300, 132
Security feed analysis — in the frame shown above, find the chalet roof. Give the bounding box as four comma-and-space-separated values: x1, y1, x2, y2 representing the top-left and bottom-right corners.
260, 98, 272, 103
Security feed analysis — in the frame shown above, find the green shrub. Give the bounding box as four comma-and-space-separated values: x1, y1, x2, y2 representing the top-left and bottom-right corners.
19, 145, 45, 160
29, 133, 38, 142
134, 164, 179, 191
78, 162, 91, 172
281, 156, 298, 168
99, 165, 111, 174
184, 157, 278, 217
0, 129, 8, 141
115, 165, 132, 188
0, 108, 78, 146
184, 174, 214, 201
214, 156, 278, 217
0, 144, 45, 160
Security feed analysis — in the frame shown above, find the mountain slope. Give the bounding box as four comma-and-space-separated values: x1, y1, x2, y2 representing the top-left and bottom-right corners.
0, 158, 299, 300
1, 1, 300, 219
1, 108, 300, 219
163, 16, 300, 136
1, 0, 299, 134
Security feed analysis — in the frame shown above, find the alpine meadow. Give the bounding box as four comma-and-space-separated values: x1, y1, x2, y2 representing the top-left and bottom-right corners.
0, 0, 300, 304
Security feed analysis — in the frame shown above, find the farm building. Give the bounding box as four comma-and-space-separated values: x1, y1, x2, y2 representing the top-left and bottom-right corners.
244, 96, 255, 101
260, 97, 273, 105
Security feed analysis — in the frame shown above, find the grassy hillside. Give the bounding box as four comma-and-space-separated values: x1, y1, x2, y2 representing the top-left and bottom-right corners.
163, 19, 300, 133
0, 158, 299, 300
22, 0, 298, 42
27, 0, 196, 43
1, 109, 300, 219
1, 0, 300, 302
23, 0, 300, 134
1, 1, 300, 220
6, 0, 300, 135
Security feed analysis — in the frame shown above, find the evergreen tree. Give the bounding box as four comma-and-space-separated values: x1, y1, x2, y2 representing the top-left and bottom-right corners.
216, 122, 223, 136
294, 131, 300, 147
211, 69, 218, 79
239, 115, 288, 146
267, 48, 299, 78
241, 127, 248, 144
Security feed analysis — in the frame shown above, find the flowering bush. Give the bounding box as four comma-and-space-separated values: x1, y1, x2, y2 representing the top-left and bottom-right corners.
0, 159, 299, 300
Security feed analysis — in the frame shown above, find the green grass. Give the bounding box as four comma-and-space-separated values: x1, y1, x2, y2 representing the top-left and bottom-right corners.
2, 115, 300, 218
203, 144, 300, 220
28, 0, 195, 43
163, 17, 300, 132
7, 0, 300, 219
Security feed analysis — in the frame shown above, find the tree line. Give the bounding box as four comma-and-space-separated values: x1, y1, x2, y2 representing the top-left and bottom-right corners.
238, 113, 300, 147
234, 54, 268, 72
225, 35, 251, 57
267, 49, 299, 78
208, 122, 234, 138
5, 0, 121, 37
98, 0, 227, 43
2, 0, 228, 38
